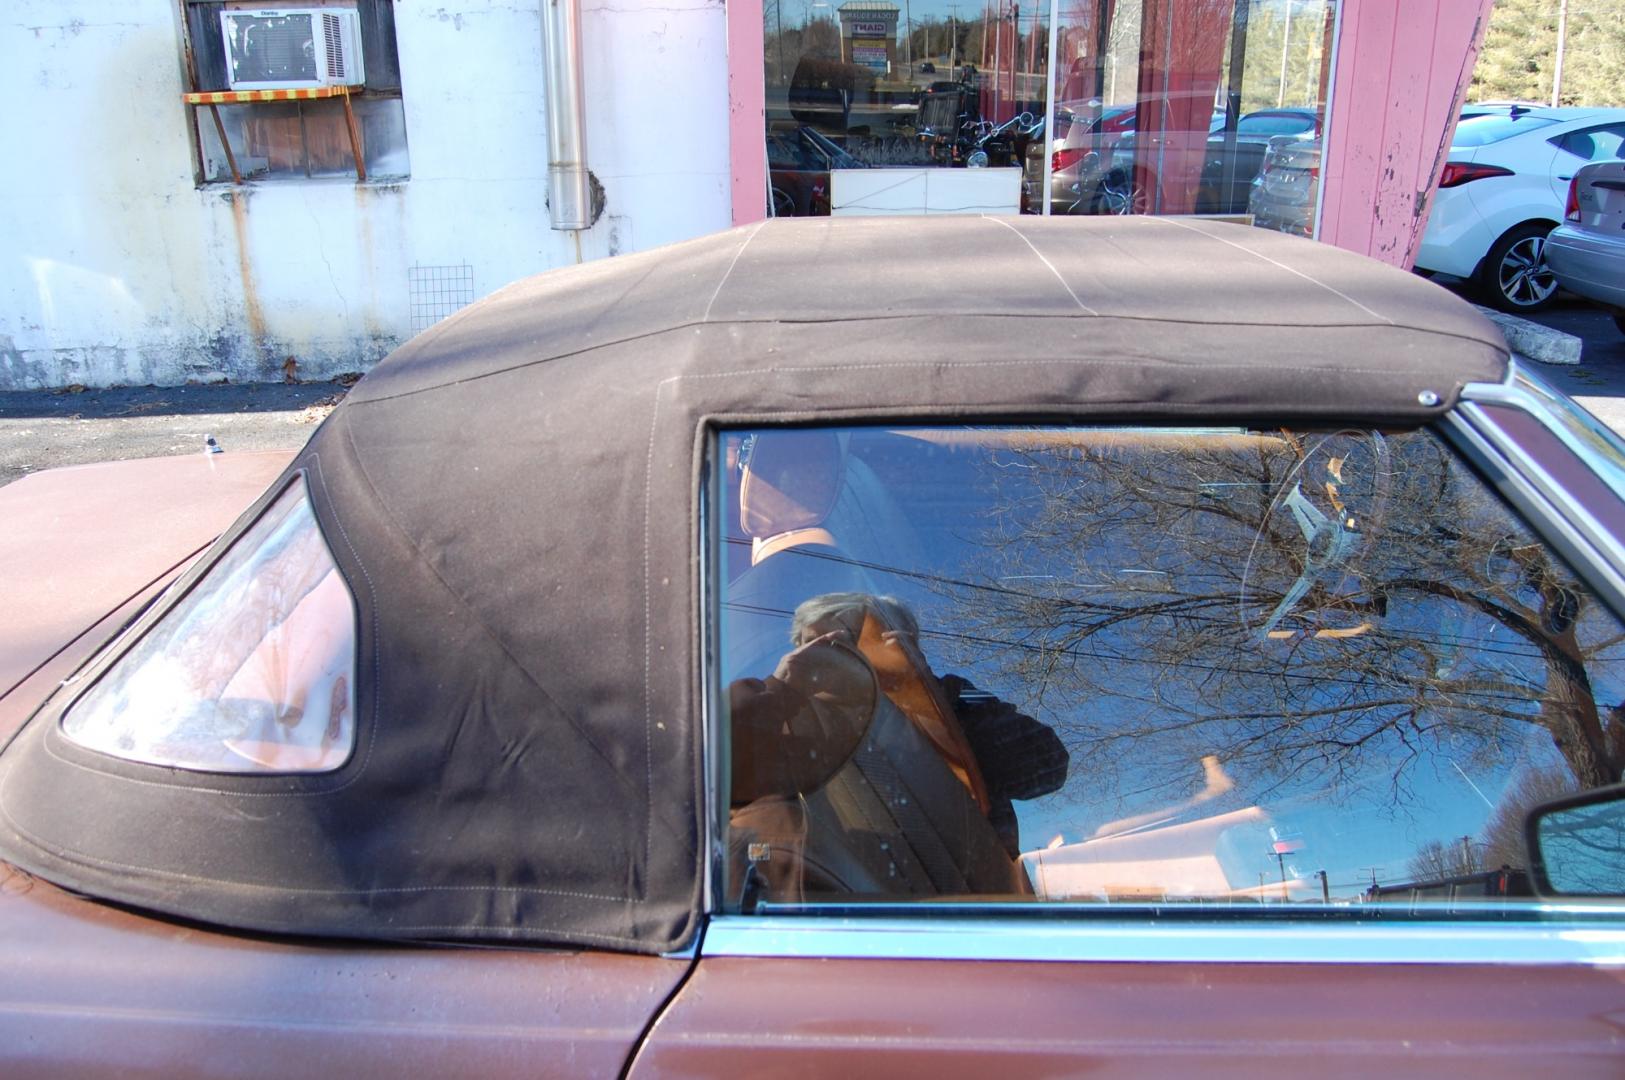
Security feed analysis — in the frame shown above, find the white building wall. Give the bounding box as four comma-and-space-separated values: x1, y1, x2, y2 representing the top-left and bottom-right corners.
0, 0, 730, 390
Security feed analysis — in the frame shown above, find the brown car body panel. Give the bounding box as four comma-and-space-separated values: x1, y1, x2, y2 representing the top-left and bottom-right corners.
633, 955, 1625, 1077
0, 867, 691, 1079
0, 573, 185, 746
0, 451, 295, 701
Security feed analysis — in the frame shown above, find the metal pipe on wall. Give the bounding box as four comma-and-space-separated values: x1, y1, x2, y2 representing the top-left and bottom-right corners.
541, 0, 592, 231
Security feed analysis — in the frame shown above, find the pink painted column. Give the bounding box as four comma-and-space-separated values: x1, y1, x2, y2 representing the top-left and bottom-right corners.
1317, 0, 1495, 267
727, 0, 767, 226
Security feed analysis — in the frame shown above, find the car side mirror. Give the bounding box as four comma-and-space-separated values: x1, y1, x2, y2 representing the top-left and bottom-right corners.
1526, 784, 1625, 898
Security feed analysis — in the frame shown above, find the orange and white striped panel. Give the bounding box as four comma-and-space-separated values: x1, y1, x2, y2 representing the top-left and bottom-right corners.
183, 86, 352, 105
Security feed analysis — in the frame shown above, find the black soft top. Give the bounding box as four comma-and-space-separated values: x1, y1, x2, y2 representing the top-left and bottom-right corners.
0, 217, 1509, 953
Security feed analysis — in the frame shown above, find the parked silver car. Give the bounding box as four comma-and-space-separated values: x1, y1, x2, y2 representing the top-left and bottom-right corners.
1249, 134, 1321, 236
1545, 158, 1625, 336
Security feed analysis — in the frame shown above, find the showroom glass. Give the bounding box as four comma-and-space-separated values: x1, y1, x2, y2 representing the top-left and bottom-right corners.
715, 426, 1625, 912
61, 476, 357, 773
762, 0, 1336, 231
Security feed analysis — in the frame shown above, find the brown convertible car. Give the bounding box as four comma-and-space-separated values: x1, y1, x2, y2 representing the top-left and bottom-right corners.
2, 216, 1623, 1077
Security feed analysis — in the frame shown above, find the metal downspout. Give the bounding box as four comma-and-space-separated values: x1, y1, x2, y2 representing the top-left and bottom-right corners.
541, 0, 592, 232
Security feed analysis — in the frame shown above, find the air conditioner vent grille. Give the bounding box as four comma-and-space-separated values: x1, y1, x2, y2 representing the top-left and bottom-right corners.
323, 13, 345, 82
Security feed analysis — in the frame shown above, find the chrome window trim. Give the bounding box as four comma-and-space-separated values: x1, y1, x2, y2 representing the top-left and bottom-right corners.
699, 434, 726, 918
703, 914, 1625, 966
1466, 365, 1625, 497
1451, 381, 1625, 619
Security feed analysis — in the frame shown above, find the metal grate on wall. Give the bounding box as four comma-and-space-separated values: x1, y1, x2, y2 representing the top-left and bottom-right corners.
408, 264, 475, 334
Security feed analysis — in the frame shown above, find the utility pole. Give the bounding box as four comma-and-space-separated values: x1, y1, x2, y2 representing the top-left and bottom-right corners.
905, 0, 914, 77
1277, 0, 1295, 108
1551, 0, 1569, 107
774, 0, 785, 85
1316, 869, 1330, 903
982, 1, 991, 70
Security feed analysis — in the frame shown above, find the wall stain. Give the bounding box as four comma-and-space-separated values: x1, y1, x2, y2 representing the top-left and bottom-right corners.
224, 189, 269, 367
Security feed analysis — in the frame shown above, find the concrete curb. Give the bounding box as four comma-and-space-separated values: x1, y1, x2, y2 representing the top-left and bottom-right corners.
1474, 305, 1584, 366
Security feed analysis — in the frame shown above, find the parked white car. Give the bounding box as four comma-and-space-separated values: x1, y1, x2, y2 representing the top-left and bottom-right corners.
1545, 159, 1625, 336
1416, 107, 1625, 312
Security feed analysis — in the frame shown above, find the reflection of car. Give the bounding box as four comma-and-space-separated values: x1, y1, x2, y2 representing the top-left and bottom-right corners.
1034, 105, 1319, 216
767, 126, 866, 216
1416, 106, 1625, 312
1196, 107, 1320, 214
1104, 107, 1319, 216
4, 218, 1625, 1071
1545, 158, 1625, 335
1023, 101, 1139, 212
1249, 133, 1321, 236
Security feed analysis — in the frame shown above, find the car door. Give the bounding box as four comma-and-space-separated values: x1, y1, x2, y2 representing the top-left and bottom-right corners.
1549, 122, 1625, 203
631, 386, 1625, 1076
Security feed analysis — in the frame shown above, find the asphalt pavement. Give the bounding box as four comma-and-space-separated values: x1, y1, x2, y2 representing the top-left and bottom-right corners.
0, 381, 348, 489
1, 292, 1622, 492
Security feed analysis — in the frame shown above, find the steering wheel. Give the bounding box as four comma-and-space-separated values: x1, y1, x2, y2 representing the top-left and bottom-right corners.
1241, 431, 1392, 639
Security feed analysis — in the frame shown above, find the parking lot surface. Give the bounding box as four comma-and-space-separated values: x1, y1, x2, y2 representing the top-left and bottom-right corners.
0, 382, 345, 489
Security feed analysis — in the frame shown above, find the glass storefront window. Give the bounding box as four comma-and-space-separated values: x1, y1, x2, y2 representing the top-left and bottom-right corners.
763, 0, 1338, 236
765, 0, 1057, 215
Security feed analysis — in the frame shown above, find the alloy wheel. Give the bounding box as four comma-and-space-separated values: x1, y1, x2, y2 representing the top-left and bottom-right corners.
1496, 233, 1558, 310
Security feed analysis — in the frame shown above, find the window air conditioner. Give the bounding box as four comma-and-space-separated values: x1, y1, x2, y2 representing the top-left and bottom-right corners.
220, 7, 365, 91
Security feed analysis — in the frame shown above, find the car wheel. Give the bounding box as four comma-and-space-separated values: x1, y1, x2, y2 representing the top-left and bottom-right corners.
1092, 170, 1150, 215
770, 187, 796, 218
1477, 223, 1559, 313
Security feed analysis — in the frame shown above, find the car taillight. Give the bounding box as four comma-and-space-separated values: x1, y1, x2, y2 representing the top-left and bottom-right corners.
1565, 174, 1580, 222
1438, 161, 1514, 188
1053, 146, 1085, 172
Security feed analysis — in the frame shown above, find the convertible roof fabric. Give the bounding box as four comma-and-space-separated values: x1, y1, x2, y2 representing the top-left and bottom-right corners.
0, 217, 1509, 953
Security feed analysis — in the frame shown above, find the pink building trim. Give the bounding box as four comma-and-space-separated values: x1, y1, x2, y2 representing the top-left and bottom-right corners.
1316, 0, 1495, 267
727, 0, 768, 226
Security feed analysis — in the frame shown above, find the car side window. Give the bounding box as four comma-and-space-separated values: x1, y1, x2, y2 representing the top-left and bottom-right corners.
714, 425, 1625, 913
1552, 124, 1625, 162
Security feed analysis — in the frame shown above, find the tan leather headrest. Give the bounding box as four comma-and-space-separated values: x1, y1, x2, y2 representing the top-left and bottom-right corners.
739, 431, 844, 540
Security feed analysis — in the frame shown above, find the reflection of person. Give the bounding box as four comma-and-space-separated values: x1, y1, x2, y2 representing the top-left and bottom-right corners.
788, 593, 1069, 857
727, 622, 874, 807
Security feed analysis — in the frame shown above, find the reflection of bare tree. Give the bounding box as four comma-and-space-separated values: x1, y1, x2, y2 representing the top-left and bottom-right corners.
1478, 764, 1577, 869
946, 430, 1625, 808
1405, 838, 1478, 881
1535, 797, 1625, 895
